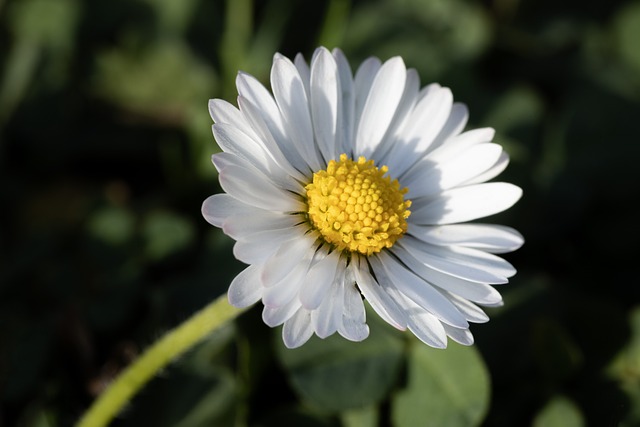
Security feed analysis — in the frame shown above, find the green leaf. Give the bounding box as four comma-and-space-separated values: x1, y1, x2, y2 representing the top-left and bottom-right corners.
142, 210, 195, 261
607, 306, 640, 426
93, 39, 215, 119
532, 396, 585, 427
87, 206, 135, 246
392, 341, 490, 427
276, 316, 404, 413
341, 404, 378, 427
614, 2, 640, 72
8, 0, 78, 47
343, 0, 490, 80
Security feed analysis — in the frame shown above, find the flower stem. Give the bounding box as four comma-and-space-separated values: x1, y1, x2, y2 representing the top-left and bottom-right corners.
76, 294, 245, 427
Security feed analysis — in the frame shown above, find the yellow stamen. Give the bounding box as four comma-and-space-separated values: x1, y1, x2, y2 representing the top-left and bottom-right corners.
305, 154, 411, 256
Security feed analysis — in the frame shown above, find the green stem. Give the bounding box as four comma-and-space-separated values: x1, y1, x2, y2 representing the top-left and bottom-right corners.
76, 294, 246, 427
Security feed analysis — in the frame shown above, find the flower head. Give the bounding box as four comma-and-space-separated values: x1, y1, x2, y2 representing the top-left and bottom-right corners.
202, 47, 523, 348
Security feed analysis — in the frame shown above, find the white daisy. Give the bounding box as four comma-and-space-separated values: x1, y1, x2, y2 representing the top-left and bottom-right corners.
202, 47, 523, 349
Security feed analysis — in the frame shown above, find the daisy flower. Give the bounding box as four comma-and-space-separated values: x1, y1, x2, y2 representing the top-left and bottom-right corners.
202, 47, 523, 349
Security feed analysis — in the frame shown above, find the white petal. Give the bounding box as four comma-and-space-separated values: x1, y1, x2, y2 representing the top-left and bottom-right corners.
236, 96, 308, 183
402, 237, 516, 279
235, 71, 286, 140
400, 126, 494, 183
202, 193, 251, 227
396, 296, 447, 348
215, 154, 305, 213
409, 223, 524, 254
222, 210, 299, 240
213, 124, 299, 192
212, 122, 267, 163
410, 182, 522, 225
312, 279, 345, 338
353, 57, 382, 140
299, 250, 341, 310
425, 102, 469, 154
271, 56, 323, 171
391, 244, 504, 305
261, 236, 316, 288
233, 226, 303, 264
384, 83, 451, 176
404, 143, 504, 199
399, 236, 508, 284
409, 317, 448, 348
464, 151, 510, 185
351, 257, 408, 330
372, 252, 468, 329
310, 47, 340, 162
294, 53, 310, 96
438, 245, 517, 278
263, 297, 302, 327
445, 292, 490, 323
386, 86, 453, 175
426, 127, 495, 164
228, 264, 263, 308
283, 307, 315, 348
372, 68, 421, 164
339, 284, 369, 342
443, 324, 474, 345
262, 259, 309, 308
355, 57, 407, 156
333, 48, 355, 155
208, 99, 259, 140
236, 73, 309, 175
311, 256, 347, 338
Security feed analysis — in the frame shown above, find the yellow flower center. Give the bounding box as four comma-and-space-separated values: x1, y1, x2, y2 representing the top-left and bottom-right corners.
305, 154, 411, 256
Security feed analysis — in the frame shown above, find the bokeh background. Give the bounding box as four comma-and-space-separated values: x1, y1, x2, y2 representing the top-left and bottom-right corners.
2, 0, 640, 426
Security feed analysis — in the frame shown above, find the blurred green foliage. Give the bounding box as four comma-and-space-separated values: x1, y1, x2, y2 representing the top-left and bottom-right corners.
1, 0, 640, 426
392, 340, 489, 427
276, 310, 404, 413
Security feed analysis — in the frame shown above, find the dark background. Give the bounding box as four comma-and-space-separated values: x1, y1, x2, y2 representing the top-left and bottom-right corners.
2, 0, 640, 425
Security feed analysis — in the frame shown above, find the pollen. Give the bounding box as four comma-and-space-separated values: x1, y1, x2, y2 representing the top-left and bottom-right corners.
305, 154, 412, 256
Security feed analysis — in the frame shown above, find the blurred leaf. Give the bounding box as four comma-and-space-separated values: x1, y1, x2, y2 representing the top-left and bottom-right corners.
142, 0, 199, 34
246, 0, 295, 76
317, 0, 351, 48
142, 210, 195, 261
181, 322, 236, 375
184, 104, 221, 180
15, 403, 57, 427
276, 315, 404, 413
614, 2, 640, 73
402, 0, 490, 59
0, 40, 39, 126
345, 0, 490, 79
87, 206, 135, 246
8, 0, 78, 47
1, 0, 78, 123
608, 306, 640, 427
483, 87, 543, 135
532, 395, 585, 427
340, 404, 378, 427
482, 86, 542, 163
392, 341, 490, 427
93, 39, 215, 122
219, 0, 252, 99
